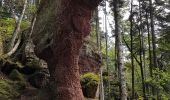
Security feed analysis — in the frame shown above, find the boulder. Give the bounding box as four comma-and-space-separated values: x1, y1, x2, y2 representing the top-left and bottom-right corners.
28, 69, 50, 88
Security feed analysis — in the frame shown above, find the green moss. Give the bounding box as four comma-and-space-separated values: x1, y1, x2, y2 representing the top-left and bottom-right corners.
0, 79, 20, 100
80, 73, 99, 98
80, 73, 99, 88
9, 69, 25, 81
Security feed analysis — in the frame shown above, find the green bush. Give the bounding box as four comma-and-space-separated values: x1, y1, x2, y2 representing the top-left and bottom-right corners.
80, 73, 99, 98
80, 73, 99, 88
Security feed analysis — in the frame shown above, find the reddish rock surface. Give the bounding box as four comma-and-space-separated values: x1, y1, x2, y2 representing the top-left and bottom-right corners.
79, 46, 101, 74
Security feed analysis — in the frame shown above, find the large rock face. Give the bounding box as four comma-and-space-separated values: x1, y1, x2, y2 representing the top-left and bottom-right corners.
31, 0, 102, 100
79, 44, 101, 74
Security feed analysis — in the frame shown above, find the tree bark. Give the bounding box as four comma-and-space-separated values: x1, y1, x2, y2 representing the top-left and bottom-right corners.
130, 0, 135, 99
32, 0, 102, 100
114, 0, 127, 99
149, 0, 157, 68
95, 8, 100, 49
139, 1, 146, 99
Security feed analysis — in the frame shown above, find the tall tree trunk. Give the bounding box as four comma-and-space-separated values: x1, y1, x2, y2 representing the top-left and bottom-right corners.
149, 0, 157, 68
146, 10, 153, 95
130, 0, 135, 99
114, 0, 127, 99
95, 8, 100, 49
99, 68, 105, 100
149, 0, 158, 96
9, 0, 27, 51
139, 28, 146, 99
96, 7, 104, 100
104, 1, 111, 99
0, 0, 2, 8
32, 0, 102, 100
139, 1, 146, 99
145, 9, 152, 96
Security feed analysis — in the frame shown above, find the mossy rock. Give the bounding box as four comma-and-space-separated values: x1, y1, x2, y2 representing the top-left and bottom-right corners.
9, 69, 25, 81
80, 73, 99, 98
0, 79, 20, 100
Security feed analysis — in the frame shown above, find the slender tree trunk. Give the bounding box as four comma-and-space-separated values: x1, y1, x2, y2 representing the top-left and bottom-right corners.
145, 10, 153, 96
104, 1, 111, 99
149, 0, 158, 97
146, 10, 153, 94
114, 0, 127, 99
32, 0, 102, 99
149, 0, 157, 68
6, 34, 21, 57
99, 68, 105, 100
139, 1, 146, 99
96, 7, 104, 100
95, 8, 100, 49
9, 0, 27, 51
130, 0, 135, 99
139, 29, 146, 99
0, 0, 2, 8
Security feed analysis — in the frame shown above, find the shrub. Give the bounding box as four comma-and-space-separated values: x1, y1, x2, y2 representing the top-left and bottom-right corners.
80, 73, 99, 98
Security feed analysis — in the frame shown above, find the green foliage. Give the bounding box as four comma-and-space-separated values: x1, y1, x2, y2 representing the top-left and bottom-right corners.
145, 68, 170, 98
80, 73, 99, 88
0, 79, 20, 100
27, 5, 37, 15
9, 69, 25, 81
0, 17, 29, 53
20, 20, 30, 31
0, 18, 15, 41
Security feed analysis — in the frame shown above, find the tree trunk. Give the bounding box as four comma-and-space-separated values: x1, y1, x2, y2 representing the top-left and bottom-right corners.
149, 0, 157, 68
104, 1, 111, 99
9, 0, 27, 51
114, 0, 127, 99
130, 0, 135, 99
32, 0, 102, 100
138, 1, 146, 99
99, 68, 104, 100
95, 8, 100, 49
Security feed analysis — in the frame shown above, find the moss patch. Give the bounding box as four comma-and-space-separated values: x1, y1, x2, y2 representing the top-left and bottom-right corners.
0, 79, 20, 100
80, 73, 99, 98
0, 78, 27, 100
80, 73, 100, 87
